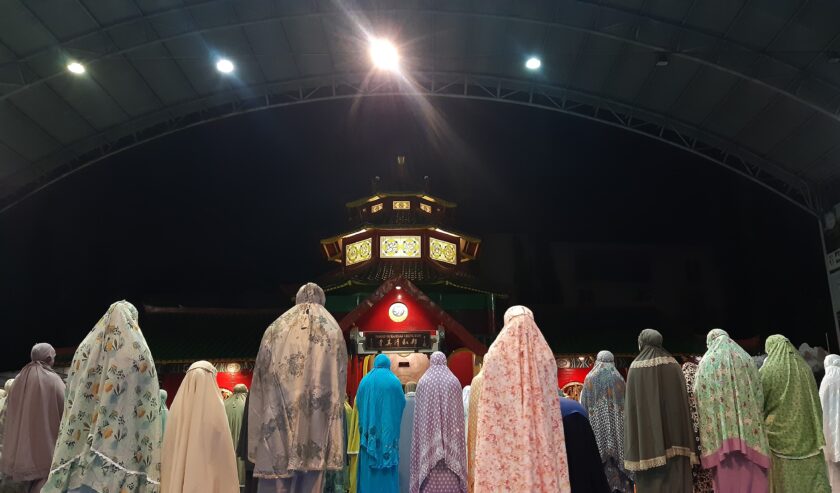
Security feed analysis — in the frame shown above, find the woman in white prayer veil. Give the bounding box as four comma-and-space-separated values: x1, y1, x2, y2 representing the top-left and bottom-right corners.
820, 354, 840, 491
249, 282, 348, 493
44, 300, 163, 493
0, 379, 14, 459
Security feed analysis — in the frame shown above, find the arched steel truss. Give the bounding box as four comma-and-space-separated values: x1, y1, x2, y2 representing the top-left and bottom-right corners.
1, 72, 816, 215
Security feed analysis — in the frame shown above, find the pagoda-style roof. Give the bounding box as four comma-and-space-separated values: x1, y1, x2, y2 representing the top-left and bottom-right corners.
346, 192, 457, 210
320, 170, 498, 295
320, 256, 499, 295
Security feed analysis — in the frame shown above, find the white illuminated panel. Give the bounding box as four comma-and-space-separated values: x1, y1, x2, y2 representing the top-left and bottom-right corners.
420, 203, 432, 213
371, 203, 383, 213
380, 236, 421, 258
429, 237, 457, 265
393, 200, 411, 210
346, 238, 372, 266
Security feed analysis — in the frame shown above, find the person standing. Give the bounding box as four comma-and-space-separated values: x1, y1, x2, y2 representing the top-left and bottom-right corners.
760, 335, 830, 492
410, 352, 467, 493
161, 360, 239, 493
694, 329, 770, 493
355, 354, 406, 493
248, 283, 348, 493
44, 300, 164, 493
399, 382, 417, 493
819, 354, 840, 491
580, 350, 633, 493
559, 397, 611, 493
1, 343, 65, 493
466, 370, 483, 493
474, 306, 570, 493
682, 360, 715, 493
224, 384, 248, 486
624, 329, 697, 493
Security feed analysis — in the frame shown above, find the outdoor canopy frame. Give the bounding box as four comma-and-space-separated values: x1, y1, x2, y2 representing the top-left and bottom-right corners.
1, 1, 840, 214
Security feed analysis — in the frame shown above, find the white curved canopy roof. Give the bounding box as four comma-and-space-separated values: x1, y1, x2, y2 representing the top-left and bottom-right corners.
1, 0, 840, 212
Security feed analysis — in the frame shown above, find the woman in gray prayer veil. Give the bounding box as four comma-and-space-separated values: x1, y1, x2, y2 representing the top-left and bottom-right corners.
249, 283, 348, 493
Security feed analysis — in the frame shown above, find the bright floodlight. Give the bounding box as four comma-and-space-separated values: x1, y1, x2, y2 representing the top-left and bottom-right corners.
525, 57, 542, 70
67, 62, 85, 75
216, 58, 235, 74
369, 38, 399, 71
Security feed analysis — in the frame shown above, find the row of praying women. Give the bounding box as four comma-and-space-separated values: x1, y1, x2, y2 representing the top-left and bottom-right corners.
0, 282, 348, 493
613, 328, 835, 493
1, 286, 838, 493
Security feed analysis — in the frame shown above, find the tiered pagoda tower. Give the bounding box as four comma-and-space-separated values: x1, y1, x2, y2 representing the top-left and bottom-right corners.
318, 159, 504, 391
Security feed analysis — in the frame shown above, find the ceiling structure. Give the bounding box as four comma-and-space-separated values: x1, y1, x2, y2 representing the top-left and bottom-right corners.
1, 0, 840, 213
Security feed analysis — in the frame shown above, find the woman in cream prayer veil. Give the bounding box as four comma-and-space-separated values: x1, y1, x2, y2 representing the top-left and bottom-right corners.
161, 360, 239, 493
249, 282, 348, 492
44, 300, 163, 493
474, 305, 570, 493
0, 378, 14, 461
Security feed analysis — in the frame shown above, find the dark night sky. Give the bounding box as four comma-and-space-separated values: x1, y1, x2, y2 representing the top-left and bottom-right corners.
0, 96, 833, 369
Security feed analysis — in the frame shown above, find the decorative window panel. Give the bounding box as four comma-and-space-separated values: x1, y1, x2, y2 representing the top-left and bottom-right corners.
429, 237, 457, 265
392, 200, 411, 210
345, 238, 372, 266
420, 203, 432, 213
371, 203, 383, 213
380, 236, 421, 258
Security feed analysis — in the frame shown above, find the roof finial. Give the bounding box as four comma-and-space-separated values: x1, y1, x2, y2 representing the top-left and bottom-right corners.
397, 155, 406, 166
372, 176, 381, 193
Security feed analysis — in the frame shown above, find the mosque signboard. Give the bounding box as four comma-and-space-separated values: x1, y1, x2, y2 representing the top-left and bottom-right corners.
363, 331, 433, 352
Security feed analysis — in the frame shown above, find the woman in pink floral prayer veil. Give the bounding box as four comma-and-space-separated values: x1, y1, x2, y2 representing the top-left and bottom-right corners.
473, 305, 570, 493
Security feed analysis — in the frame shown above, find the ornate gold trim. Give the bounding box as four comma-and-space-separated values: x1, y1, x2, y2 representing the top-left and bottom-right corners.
630, 356, 678, 369
624, 446, 698, 471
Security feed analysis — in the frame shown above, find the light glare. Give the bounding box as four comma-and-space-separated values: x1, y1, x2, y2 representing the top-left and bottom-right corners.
525, 57, 542, 70
67, 62, 85, 75
369, 38, 399, 71
216, 58, 235, 74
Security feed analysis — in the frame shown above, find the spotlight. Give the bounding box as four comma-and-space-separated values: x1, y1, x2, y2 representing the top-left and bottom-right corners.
655, 53, 670, 67
369, 38, 399, 71
216, 58, 235, 74
525, 57, 542, 70
67, 62, 85, 75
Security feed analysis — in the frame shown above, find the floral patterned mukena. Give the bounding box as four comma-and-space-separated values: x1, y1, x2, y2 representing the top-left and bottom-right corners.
248, 283, 348, 479
43, 300, 163, 493
474, 306, 571, 493
694, 330, 770, 482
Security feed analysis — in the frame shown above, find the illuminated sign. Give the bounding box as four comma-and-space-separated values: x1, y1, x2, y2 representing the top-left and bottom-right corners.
346, 238, 372, 266
393, 200, 411, 210
389, 302, 408, 322
429, 237, 457, 265
380, 236, 421, 258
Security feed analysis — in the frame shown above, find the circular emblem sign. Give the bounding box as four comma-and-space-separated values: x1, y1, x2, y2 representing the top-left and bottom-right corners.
389, 302, 408, 323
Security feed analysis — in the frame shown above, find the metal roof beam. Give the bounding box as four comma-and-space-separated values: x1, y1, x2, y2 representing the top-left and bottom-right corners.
0, 72, 815, 215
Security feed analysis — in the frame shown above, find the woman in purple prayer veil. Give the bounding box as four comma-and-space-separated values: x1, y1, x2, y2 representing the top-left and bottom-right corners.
410, 352, 467, 493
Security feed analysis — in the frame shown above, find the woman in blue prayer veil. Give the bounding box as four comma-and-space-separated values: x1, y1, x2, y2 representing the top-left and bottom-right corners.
355, 354, 406, 493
